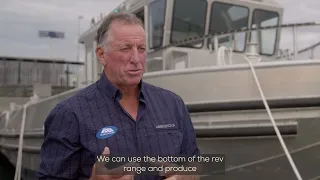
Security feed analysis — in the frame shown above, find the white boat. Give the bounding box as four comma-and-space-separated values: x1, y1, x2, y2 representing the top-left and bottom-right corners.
1, 0, 320, 179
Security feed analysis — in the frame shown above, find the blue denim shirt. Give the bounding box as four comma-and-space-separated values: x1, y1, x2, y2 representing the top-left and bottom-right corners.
37, 72, 200, 180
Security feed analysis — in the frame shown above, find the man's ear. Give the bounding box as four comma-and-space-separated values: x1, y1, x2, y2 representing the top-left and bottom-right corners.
96, 46, 107, 66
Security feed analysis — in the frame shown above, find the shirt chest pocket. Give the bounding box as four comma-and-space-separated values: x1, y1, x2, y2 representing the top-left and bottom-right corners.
141, 128, 183, 156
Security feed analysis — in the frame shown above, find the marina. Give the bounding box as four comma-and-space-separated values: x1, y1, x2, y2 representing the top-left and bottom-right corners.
1, 0, 320, 179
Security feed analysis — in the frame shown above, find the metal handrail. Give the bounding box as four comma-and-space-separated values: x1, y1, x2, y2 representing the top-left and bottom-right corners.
297, 41, 320, 54
154, 22, 320, 51
277, 40, 320, 59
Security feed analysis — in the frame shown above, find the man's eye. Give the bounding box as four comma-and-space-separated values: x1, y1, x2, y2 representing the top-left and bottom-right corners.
120, 48, 130, 51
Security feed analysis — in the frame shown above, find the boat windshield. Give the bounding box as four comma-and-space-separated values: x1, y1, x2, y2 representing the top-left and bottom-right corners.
250, 10, 279, 55
170, 0, 207, 48
208, 2, 249, 52
148, 0, 167, 49
148, 0, 279, 55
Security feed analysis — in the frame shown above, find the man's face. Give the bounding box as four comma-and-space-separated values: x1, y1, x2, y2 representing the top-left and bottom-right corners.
97, 21, 146, 87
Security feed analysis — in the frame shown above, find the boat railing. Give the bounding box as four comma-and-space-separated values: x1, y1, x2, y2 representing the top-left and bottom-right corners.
0, 111, 8, 130
0, 87, 82, 132
0, 86, 83, 179
277, 40, 320, 60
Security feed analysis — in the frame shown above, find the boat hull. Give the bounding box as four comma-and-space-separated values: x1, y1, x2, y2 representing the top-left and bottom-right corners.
1, 60, 320, 179
143, 60, 320, 110
197, 118, 320, 180
1, 106, 320, 179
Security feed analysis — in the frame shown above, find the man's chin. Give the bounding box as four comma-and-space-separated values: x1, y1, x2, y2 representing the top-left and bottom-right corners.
125, 77, 142, 86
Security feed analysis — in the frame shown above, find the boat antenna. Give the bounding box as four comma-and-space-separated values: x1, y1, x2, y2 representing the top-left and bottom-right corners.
244, 42, 303, 180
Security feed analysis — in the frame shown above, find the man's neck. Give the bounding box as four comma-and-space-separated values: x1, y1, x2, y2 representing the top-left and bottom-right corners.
118, 85, 139, 100
118, 85, 140, 120
104, 72, 140, 100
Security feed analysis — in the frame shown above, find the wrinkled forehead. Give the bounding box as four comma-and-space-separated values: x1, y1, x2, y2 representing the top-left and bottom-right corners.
107, 21, 146, 44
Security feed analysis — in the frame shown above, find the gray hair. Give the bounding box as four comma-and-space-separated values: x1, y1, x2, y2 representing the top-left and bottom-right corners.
96, 12, 144, 46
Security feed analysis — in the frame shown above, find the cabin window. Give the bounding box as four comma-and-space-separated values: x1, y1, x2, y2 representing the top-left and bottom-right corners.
208, 2, 249, 52
251, 9, 279, 55
170, 0, 207, 48
148, 0, 166, 49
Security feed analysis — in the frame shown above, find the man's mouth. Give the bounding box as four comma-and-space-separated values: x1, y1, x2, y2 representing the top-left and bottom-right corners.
127, 69, 142, 75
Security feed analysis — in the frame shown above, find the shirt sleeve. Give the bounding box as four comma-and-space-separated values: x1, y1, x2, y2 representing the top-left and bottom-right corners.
178, 98, 200, 156
37, 103, 81, 180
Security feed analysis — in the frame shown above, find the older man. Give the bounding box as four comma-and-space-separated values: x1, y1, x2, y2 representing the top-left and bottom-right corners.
37, 12, 200, 180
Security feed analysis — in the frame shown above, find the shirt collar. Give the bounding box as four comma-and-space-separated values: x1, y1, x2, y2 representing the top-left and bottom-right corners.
97, 72, 146, 101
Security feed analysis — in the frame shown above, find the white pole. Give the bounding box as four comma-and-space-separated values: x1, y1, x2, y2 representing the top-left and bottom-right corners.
77, 15, 84, 61
292, 26, 298, 60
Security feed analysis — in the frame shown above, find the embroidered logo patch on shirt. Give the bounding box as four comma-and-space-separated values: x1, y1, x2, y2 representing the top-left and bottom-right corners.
155, 124, 176, 129
96, 126, 118, 139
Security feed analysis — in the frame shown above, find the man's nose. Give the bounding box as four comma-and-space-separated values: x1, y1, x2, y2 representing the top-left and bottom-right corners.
129, 48, 140, 63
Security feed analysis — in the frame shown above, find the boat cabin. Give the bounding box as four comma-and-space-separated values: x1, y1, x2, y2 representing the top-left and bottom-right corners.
79, 0, 283, 83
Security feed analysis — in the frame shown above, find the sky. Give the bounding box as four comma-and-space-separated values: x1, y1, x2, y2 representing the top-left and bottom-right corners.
0, 0, 319, 61
0, 0, 122, 62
